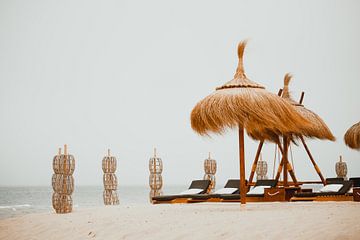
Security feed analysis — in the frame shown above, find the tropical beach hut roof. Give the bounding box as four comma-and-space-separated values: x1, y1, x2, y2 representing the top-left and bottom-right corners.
344, 122, 360, 150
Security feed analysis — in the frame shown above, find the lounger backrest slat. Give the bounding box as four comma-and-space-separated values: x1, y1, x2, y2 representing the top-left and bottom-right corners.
189, 180, 211, 192
326, 178, 344, 184
224, 179, 240, 188
338, 181, 353, 194
350, 177, 360, 188
255, 179, 278, 187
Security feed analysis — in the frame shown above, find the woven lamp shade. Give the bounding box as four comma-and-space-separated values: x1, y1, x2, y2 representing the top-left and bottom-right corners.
53, 154, 75, 175
52, 174, 74, 195
103, 190, 119, 205
52, 193, 72, 214
335, 156, 347, 179
103, 173, 118, 190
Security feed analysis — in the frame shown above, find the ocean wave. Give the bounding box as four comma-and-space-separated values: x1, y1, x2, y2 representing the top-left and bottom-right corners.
0, 204, 31, 210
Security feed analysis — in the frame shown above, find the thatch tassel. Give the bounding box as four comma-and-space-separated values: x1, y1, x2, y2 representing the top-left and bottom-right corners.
282, 73, 292, 99
234, 41, 247, 79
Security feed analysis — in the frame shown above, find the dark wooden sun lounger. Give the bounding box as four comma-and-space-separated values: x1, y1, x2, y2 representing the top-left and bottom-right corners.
291, 178, 353, 201
221, 179, 278, 202
189, 179, 241, 202
152, 180, 211, 204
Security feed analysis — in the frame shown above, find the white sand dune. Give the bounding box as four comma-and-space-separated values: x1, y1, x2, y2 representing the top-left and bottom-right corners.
0, 202, 359, 240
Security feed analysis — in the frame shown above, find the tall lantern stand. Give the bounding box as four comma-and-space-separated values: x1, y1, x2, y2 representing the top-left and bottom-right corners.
335, 155, 348, 180
203, 152, 217, 193
102, 149, 119, 205
52, 144, 75, 214
149, 148, 163, 203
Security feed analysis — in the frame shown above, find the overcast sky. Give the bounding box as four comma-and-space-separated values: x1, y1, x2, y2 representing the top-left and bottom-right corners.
0, 0, 359, 187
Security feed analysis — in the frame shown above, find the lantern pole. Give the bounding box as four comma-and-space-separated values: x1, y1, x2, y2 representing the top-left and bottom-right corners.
238, 125, 246, 204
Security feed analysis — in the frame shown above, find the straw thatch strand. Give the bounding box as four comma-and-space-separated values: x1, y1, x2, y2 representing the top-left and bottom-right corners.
344, 121, 360, 150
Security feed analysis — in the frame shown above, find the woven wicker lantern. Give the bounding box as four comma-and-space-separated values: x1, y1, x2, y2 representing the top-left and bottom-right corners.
203, 153, 217, 192
102, 149, 119, 205
149, 148, 163, 202
52, 192, 72, 214
52, 174, 74, 195
335, 155, 347, 179
52, 145, 75, 214
256, 154, 268, 180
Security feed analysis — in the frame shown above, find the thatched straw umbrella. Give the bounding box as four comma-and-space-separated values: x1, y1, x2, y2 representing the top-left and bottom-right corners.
282, 74, 335, 141
247, 74, 335, 186
190, 41, 310, 204
344, 122, 360, 150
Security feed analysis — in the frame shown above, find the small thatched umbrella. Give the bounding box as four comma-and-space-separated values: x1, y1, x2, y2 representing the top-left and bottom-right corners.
344, 122, 360, 150
282, 73, 335, 141
247, 74, 335, 185
191, 41, 310, 204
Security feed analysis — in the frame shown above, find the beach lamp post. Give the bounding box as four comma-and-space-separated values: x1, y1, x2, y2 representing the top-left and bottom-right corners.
52, 144, 75, 214
102, 149, 119, 205
203, 152, 217, 192
191, 41, 309, 204
149, 148, 163, 202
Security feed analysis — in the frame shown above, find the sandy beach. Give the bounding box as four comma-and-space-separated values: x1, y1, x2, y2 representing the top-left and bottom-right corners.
1, 202, 359, 240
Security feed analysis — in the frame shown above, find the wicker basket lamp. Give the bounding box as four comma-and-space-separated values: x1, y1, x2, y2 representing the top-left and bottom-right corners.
102, 149, 119, 205
256, 154, 268, 180
149, 148, 163, 202
52, 145, 75, 214
335, 155, 347, 179
203, 153, 217, 192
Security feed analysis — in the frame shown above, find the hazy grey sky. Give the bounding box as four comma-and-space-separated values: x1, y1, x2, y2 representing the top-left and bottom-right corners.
0, 0, 359, 187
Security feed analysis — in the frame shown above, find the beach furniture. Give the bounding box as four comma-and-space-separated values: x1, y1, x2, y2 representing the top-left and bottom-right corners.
291, 178, 353, 202
188, 179, 242, 202
190, 41, 310, 204
152, 180, 211, 204
221, 179, 279, 202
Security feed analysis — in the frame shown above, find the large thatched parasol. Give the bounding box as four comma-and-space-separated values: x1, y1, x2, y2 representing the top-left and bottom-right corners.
190, 41, 310, 204
344, 122, 360, 150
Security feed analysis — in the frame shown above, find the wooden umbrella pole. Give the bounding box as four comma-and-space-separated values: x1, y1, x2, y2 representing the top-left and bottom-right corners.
239, 126, 246, 204
283, 136, 289, 187
300, 136, 326, 185
248, 141, 264, 186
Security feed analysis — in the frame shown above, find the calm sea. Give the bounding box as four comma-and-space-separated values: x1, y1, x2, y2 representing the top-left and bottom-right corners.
0, 185, 185, 219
